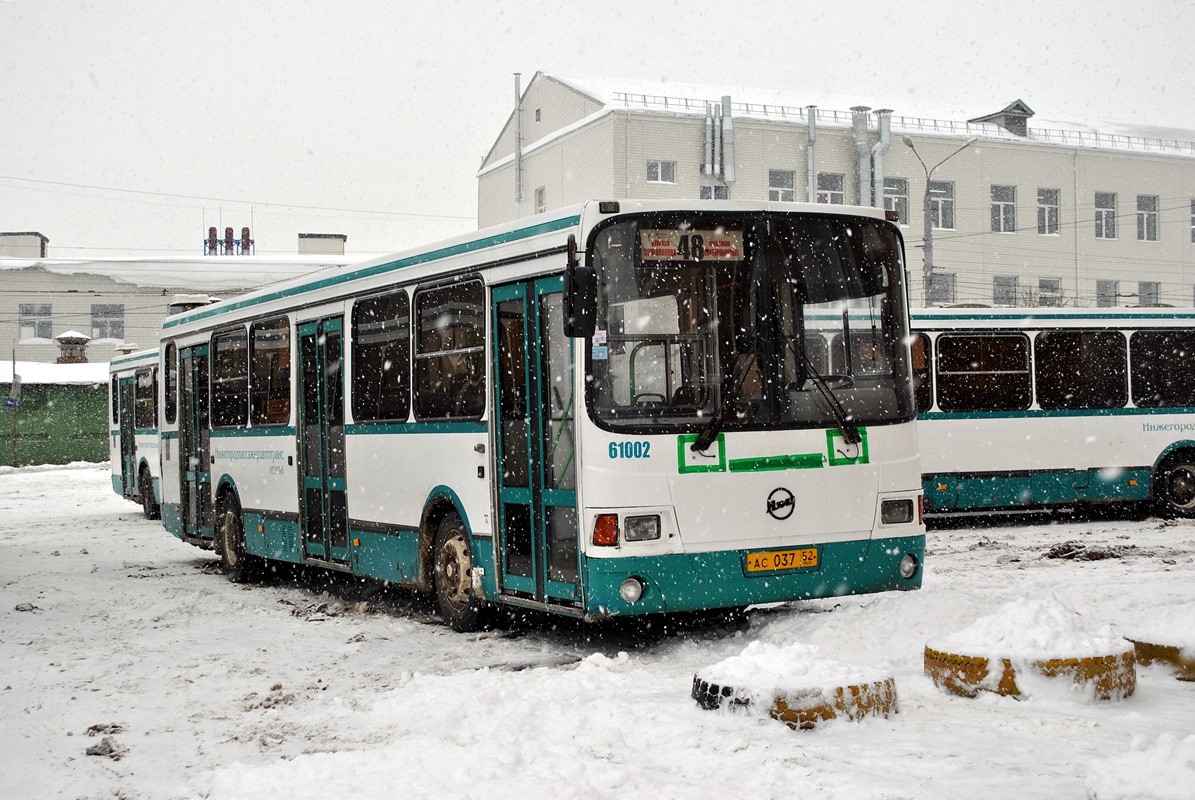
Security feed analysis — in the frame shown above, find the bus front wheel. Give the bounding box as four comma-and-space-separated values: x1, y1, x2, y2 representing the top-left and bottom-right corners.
433, 513, 489, 632
218, 498, 259, 583
1155, 455, 1195, 518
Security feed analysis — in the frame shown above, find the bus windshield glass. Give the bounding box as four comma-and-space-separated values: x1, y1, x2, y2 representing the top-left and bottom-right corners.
587, 213, 914, 433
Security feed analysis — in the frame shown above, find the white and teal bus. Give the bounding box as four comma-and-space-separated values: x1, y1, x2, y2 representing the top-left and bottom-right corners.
913, 306, 1195, 517
155, 200, 925, 630
108, 347, 161, 519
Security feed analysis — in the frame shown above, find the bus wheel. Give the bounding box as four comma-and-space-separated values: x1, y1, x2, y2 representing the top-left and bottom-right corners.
433, 513, 488, 632
218, 498, 258, 583
1156, 455, 1195, 518
139, 467, 160, 520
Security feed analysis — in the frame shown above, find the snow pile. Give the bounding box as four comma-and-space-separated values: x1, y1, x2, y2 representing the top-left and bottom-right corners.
1086, 734, 1195, 800
697, 640, 888, 705
927, 594, 1132, 661
1127, 604, 1195, 653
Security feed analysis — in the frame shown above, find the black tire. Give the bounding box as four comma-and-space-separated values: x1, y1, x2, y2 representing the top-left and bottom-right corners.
1155, 455, 1195, 518
139, 468, 161, 520
433, 513, 489, 632
217, 498, 259, 583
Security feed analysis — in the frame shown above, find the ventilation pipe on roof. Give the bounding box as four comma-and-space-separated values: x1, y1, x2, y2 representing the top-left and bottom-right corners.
703, 102, 715, 177
514, 73, 523, 204
712, 103, 722, 180
851, 106, 872, 205
720, 95, 735, 186
871, 109, 892, 210
806, 105, 818, 203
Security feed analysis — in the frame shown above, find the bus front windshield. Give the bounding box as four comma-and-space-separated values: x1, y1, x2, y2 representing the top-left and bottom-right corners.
587, 213, 914, 435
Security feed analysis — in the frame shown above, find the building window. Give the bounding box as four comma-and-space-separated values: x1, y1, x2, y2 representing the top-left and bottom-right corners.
1138, 281, 1161, 305
927, 273, 956, 305
883, 178, 908, 223
816, 173, 845, 205
929, 181, 955, 229
90, 303, 124, 340
1137, 195, 1159, 241
993, 275, 1018, 305
18, 303, 52, 340
768, 170, 795, 202
699, 185, 728, 200
646, 160, 676, 183
1095, 193, 1117, 239
534, 108, 541, 122
991, 185, 1016, 233
1038, 278, 1062, 307
534, 186, 546, 214
1096, 279, 1120, 307
1038, 189, 1060, 235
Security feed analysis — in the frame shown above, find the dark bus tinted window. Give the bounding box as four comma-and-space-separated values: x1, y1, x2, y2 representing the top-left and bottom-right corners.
211, 329, 249, 427
352, 291, 411, 422
414, 282, 485, 420
251, 318, 291, 425
164, 343, 178, 425
911, 333, 933, 413
1131, 330, 1195, 408
134, 367, 157, 429
936, 333, 1031, 412
1034, 330, 1127, 410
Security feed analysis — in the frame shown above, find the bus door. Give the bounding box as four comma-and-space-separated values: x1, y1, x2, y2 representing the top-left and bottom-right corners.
178, 345, 212, 541
118, 376, 137, 497
297, 318, 349, 565
492, 277, 579, 605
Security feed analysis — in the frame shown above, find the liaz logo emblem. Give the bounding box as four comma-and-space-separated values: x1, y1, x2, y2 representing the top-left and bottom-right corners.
766, 487, 795, 520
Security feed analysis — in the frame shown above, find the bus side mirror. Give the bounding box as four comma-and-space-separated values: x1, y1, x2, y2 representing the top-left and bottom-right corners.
564, 234, 597, 338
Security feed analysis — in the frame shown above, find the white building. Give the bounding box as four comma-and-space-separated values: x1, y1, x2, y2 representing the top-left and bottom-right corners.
478, 72, 1195, 308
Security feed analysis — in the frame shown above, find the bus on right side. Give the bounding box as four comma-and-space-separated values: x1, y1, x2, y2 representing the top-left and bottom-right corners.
912, 306, 1195, 518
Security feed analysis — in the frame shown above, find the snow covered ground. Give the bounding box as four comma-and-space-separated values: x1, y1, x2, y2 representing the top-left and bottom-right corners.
2, 464, 1193, 800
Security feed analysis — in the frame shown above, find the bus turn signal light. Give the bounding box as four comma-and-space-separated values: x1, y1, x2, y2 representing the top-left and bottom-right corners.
593, 514, 618, 547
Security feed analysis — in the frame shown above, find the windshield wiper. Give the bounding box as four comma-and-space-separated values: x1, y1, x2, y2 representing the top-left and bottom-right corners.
799, 349, 862, 445
691, 353, 756, 453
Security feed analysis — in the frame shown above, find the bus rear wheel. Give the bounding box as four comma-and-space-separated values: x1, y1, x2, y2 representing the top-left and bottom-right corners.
1155, 455, 1195, 518
433, 513, 489, 632
218, 499, 259, 583
139, 467, 160, 520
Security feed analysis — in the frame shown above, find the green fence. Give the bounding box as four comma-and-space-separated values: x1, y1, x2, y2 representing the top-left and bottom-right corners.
1, 382, 108, 467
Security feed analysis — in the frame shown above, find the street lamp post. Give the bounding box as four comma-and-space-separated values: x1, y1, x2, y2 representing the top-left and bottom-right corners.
902, 136, 976, 305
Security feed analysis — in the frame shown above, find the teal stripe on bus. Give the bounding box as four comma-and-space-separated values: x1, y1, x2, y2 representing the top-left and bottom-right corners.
163, 215, 581, 330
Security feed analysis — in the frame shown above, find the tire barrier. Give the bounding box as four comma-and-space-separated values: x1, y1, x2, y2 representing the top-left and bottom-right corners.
924, 645, 1136, 700
692, 667, 898, 730
1129, 639, 1195, 682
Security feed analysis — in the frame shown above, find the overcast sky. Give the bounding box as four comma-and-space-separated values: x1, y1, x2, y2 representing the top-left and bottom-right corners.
3, 0, 1193, 259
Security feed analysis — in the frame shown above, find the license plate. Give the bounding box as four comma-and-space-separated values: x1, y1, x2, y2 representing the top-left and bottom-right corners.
745, 547, 819, 574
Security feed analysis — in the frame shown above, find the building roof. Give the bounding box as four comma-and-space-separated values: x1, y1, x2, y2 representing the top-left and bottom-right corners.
523, 72, 1195, 156
0, 254, 357, 292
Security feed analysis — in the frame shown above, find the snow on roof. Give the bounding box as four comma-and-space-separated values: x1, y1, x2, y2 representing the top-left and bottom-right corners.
1, 360, 109, 385
542, 72, 1195, 155
0, 254, 360, 291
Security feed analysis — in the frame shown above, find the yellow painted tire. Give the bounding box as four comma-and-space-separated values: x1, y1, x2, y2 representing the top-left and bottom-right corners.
692, 674, 898, 730
924, 645, 1136, 700
1129, 639, 1195, 681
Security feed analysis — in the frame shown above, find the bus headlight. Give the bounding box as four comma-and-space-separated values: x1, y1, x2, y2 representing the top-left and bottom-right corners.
619, 577, 645, 604
623, 515, 661, 542
899, 553, 920, 579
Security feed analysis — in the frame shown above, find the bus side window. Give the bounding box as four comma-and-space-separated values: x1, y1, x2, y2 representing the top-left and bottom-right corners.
1130, 329, 1195, 408
165, 343, 178, 425
414, 281, 485, 421
212, 329, 249, 428
935, 333, 1031, 412
911, 333, 932, 413
250, 318, 292, 426
1034, 330, 1126, 410
351, 291, 411, 423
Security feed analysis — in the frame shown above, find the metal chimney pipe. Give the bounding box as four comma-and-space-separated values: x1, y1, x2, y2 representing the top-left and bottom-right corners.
851, 106, 872, 205
806, 105, 818, 203
871, 110, 892, 210
703, 103, 714, 177
720, 95, 735, 185
514, 73, 523, 204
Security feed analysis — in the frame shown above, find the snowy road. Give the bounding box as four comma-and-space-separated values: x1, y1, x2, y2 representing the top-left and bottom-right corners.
2, 464, 1193, 799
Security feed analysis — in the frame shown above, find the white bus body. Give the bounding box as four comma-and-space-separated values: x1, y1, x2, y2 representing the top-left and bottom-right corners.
108, 348, 161, 519
913, 307, 1195, 516
155, 201, 925, 629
